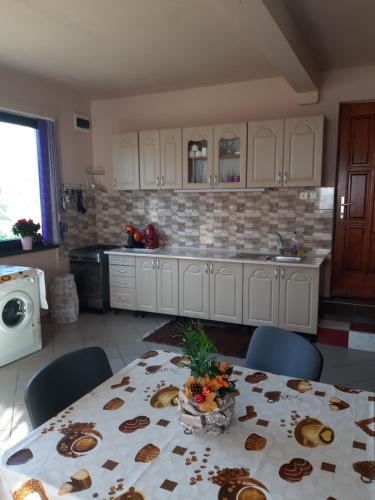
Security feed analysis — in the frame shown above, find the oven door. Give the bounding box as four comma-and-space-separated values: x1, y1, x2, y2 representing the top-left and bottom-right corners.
70, 261, 106, 310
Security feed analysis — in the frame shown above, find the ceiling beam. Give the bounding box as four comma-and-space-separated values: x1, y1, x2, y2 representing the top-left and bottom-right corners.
219, 0, 320, 103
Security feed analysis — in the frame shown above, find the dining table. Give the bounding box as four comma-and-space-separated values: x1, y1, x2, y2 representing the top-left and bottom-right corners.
0, 349, 374, 500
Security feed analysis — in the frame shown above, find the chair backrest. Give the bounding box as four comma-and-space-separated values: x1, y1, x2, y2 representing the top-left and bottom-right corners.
245, 326, 323, 381
25, 347, 113, 428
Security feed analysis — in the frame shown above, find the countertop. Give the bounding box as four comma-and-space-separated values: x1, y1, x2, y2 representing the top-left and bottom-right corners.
105, 247, 327, 268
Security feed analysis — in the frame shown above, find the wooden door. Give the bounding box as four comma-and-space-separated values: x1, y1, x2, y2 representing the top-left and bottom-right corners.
213, 123, 247, 188
332, 102, 375, 298
136, 257, 157, 312
209, 262, 243, 323
160, 128, 182, 189
157, 258, 178, 315
243, 264, 279, 326
283, 115, 324, 187
178, 260, 209, 319
139, 130, 161, 189
247, 119, 284, 188
182, 126, 213, 189
279, 266, 319, 334
112, 132, 139, 190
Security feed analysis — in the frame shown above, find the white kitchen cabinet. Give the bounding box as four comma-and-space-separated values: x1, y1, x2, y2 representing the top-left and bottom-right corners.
179, 260, 210, 319
183, 126, 213, 189
157, 258, 179, 315
110, 287, 136, 310
279, 266, 319, 334
247, 119, 284, 188
210, 262, 243, 323
139, 130, 161, 189
160, 128, 182, 189
243, 264, 279, 326
136, 257, 157, 312
213, 123, 247, 188
283, 115, 324, 187
112, 132, 139, 190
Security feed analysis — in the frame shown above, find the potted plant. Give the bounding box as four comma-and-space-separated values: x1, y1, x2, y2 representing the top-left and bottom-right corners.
12, 219, 41, 251
177, 321, 237, 435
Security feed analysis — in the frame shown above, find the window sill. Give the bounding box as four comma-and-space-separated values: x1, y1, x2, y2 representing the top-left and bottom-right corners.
0, 243, 59, 259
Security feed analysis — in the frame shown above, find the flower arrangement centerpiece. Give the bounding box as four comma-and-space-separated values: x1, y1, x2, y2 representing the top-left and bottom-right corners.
177, 321, 237, 435
12, 219, 41, 250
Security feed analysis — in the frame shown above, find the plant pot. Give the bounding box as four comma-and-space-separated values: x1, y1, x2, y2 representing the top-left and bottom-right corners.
21, 236, 33, 251
177, 390, 235, 436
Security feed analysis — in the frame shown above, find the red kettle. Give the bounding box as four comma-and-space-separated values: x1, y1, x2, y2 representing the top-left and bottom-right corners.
144, 224, 158, 249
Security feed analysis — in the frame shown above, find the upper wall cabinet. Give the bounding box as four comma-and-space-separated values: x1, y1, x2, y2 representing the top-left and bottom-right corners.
139, 130, 161, 190
247, 119, 284, 188
283, 115, 324, 187
113, 132, 139, 190
213, 123, 247, 189
160, 128, 182, 189
183, 126, 213, 189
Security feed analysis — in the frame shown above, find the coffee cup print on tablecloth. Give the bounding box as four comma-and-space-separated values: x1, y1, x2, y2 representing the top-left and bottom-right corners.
294, 417, 334, 448
353, 461, 375, 484
56, 422, 102, 459
150, 386, 179, 408
115, 487, 145, 499
279, 458, 313, 483
264, 391, 281, 403
287, 379, 312, 393
217, 476, 271, 500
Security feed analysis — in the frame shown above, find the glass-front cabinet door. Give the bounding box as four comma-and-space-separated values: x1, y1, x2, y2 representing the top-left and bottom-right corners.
183, 126, 213, 189
213, 123, 247, 188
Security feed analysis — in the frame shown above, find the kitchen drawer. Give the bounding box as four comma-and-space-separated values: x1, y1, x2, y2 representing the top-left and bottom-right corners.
110, 276, 136, 289
110, 287, 136, 310
109, 265, 136, 278
109, 255, 136, 266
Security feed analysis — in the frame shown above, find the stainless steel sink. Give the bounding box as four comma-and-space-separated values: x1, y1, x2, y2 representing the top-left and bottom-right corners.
120, 247, 159, 253
265, 255, 305, 263
234, 253, 269, 260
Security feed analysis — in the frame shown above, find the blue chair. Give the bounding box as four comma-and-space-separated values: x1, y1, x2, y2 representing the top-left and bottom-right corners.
245, 326, 323, 381
25, 347, 113, 428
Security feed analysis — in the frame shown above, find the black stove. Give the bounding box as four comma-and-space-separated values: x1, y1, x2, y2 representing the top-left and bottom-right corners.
69, 245, 119, 312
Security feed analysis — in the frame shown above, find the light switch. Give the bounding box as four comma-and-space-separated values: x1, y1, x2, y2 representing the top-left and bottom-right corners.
299, 192, 308, 200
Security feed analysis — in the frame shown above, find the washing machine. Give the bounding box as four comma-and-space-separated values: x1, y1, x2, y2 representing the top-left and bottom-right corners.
0, 275, 42, 367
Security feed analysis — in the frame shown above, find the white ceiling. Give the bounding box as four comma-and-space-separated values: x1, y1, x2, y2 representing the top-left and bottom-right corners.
0, 0, 374, 98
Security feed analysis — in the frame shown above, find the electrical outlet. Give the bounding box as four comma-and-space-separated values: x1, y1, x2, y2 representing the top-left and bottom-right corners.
308, 191, 318, 201
299, 192, 308, 200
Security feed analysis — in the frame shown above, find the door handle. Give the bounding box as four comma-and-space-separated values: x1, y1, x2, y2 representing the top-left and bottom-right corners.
340, 195, 353, 219
277, 172, 282, 184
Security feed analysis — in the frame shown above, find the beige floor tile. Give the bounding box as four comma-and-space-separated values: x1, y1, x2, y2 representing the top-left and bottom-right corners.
0, 405, 14, 430
0, 429, 11, 453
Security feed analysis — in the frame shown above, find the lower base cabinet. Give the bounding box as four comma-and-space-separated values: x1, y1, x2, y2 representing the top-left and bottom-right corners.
243, 264, 319, 334
179, 260, 243, 323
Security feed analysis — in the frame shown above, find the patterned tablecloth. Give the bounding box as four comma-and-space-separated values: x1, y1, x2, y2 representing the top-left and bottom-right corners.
1, 350, 374, 500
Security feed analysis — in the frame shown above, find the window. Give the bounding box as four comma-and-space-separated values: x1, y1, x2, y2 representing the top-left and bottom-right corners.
0, 113, 42, 241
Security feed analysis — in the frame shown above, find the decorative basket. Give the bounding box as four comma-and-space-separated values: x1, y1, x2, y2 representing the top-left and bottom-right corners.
177, 390, 235, 436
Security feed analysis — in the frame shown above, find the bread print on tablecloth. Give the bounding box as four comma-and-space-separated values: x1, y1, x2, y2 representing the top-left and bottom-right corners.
353, 460, 375, 484
264, 391, 281, 403
111, 376, 131, 389
150, 386, 179, 408
56, 422, 102, 459
279, 458, 313, 483
103, 397, 125, 411
12, 479, 48, 500
119, 416, 150, 433
329, 396, 350, 411
245, 433, 267, 451
287, 379, 312, 393
294, 417, 334, 448
244, 372, 268, 384
145, 365, 161, 375
134, 443, 160, 462
170, 355, 189, 368
334, 385, 362, 394
355, 416, 375, 437
6, 448, 33, 466
139, 350, 158, 359
59, 469, 92, 495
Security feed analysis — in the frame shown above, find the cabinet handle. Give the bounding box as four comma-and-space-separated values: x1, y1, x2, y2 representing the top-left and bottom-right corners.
114, 177, 117, 187
161, 176, 165, 186
157, 259, 160, 269
281, 267, 285, 280
152, 259, 156, 269
205, 263, 209, 273
275, 268, 278, 280
210, 262, 214, 273
284, 172, 288, 184
208, 175, 212, 186
156, 176, 160, 187
214, 175, 218, 186
277, 172, 281, 184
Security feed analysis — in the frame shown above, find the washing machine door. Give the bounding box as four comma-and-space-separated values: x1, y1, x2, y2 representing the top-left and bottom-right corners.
0, 291, 34, 334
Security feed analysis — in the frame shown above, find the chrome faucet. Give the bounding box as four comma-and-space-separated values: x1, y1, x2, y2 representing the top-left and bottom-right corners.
274, 232, 285, 255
